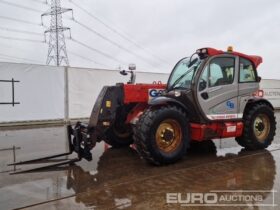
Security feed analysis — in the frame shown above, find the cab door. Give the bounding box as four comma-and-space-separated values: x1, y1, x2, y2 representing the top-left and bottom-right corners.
238, 57, 259, 114
196, 55, 240, 120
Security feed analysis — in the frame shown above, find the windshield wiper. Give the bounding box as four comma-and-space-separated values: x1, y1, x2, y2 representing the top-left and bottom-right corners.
188, 55, 198, 67
169, 58, 198, 90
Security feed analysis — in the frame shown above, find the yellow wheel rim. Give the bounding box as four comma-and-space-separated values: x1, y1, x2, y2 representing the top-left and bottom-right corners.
253, 114, 270, 143
155, 119, 182, 153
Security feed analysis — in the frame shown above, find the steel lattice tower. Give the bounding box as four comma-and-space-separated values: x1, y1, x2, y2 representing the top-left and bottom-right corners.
42, 0, 72, 66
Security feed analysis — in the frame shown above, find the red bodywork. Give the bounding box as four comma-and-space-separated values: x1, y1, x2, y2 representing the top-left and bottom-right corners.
204, 47, 262, 68
191, 122, 243, 141
122, 83, 244, 142
123, 83, 166, 104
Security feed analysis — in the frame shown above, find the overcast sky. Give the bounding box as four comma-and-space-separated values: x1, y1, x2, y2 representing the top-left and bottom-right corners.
0, 0, 279, 78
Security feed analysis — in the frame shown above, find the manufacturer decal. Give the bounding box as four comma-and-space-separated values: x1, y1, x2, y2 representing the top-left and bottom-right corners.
226, 101, 235, 109
148, 89, 164, 99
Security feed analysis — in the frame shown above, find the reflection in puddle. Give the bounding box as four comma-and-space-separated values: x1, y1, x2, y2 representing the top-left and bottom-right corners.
63, 141, 276, 209
0, 125, 279, 210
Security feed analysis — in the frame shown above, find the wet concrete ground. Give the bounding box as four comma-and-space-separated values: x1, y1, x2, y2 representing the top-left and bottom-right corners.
0, 113, 280, 210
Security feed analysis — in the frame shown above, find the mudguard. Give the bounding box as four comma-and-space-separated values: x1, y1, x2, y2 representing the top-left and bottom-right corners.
246, 97, 274, 110
148, 96, 194, 118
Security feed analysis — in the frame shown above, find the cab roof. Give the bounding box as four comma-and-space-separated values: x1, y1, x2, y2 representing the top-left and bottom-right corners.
199, 47, 263, 68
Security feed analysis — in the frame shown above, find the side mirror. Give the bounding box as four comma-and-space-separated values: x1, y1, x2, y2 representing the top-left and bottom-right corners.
120, 70, 128, 75
128, 63, 136, 71
119, 64, 137, 84
257, 76, 262, 82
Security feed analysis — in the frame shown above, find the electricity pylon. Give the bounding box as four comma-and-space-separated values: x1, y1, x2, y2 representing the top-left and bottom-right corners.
42, 0, 72, 66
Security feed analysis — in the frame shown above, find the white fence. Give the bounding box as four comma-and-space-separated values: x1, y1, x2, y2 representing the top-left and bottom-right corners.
0, 63, 65, 123
260, 79, 280, 108
0, 62, 279, 124
68, 67, 168, 119
0, 62, 168, 124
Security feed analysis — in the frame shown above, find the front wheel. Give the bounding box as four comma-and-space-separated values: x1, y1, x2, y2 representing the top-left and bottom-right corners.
235, 103, 276, 150
133, 106, 189, 165
104, 122, 133, 148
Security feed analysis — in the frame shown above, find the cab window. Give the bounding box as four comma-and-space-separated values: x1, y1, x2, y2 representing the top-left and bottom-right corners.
209, 57, 235, 87
239, 58, 257, 82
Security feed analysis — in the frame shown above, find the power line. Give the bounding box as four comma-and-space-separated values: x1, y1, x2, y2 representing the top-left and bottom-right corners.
0, 57, 41, 64
26, 0, 48, 5
0, 42, 44, 54
68, 50, 110, 68
72, 18, 161, 70
0, 0, 44, 13
0, 35, 44, 43
0, 40, 111, 68
70, 37, 126, 65
0, 15, 42, 26
0, 26, 43, 36
0, 52, 43, 64
69, 0, 170, 66
0, 42, 45, 64
0, 57, 27, 64
0, 37, 129, 69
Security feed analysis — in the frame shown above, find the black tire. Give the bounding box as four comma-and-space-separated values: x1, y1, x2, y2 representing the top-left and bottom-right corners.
104, 122, 133, 148
133, 106, 189, 165
235, 103, 276, 150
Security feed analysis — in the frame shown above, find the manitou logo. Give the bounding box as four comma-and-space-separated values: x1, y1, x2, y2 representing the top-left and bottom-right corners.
148, 89, 164, 99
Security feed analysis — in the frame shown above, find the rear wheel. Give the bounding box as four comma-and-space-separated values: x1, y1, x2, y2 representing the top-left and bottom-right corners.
104, 122, 133, 148
133, 106, 189, 165
235, 103, 276, 150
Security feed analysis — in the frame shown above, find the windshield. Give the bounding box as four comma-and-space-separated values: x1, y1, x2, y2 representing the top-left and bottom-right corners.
167, 56, 201, 90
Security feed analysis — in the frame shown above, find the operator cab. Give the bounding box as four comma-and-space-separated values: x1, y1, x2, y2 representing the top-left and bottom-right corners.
165, 47, 262, 122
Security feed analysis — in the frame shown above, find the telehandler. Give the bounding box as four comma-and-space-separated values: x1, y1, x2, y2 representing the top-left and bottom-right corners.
10, 47, 276, 173
68, 46, 276, 165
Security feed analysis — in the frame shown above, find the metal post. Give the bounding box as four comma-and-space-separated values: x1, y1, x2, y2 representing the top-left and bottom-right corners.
11, 78, 14, 106
13, 145, 16, 171
64, 67, 70, 155
64, 67, 69, 123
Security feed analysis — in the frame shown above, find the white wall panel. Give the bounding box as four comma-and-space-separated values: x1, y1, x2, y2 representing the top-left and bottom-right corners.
260, 79, 280, 108
1, 61, 279, 124
68, 67, 168, 118
0, 62, 65, 123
